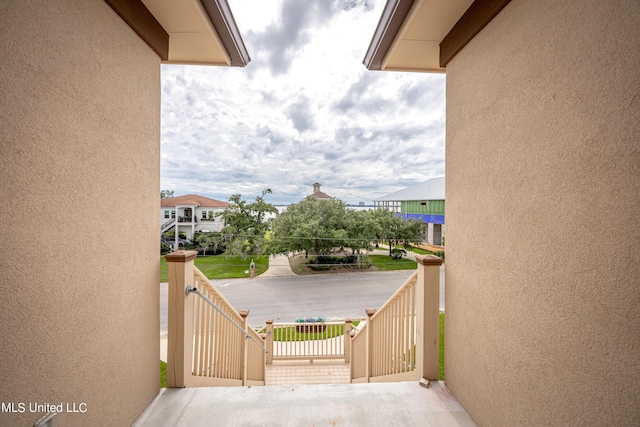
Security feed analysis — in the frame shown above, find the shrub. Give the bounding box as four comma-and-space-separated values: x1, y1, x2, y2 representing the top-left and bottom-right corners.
433, 250, 445, 260
390, 248, 406, 259
160, 242, 171, 255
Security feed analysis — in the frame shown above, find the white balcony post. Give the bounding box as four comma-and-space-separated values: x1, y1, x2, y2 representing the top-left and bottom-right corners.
165, 250, 198, 387
265, 320, 274, 365
344, 319, 352, 363
415, 254, 443, 381
365, 308, 376, 382
239, 309, 249, 385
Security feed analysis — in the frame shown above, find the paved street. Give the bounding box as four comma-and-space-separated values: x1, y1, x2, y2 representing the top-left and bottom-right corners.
160, 266, 445, 333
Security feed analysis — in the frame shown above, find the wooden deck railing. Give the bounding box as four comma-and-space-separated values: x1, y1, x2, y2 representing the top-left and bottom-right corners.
166, 251, 265, 387
165, 251, 441, 387
350, 254, 443, 383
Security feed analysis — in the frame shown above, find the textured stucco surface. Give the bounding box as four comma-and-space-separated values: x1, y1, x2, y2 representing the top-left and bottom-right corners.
445, 0, 640, 425
0, 1, 160, 425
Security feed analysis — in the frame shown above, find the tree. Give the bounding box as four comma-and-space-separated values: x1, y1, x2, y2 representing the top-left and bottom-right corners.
376, 210, 424, 254
269, 197, 363, 257
193, 232, 223, 256
160, 190, 174, 199
217, 189, 278, 256
269, 198, 425, 261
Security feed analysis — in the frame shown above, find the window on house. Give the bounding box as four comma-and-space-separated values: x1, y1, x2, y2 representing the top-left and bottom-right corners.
202, 211, 207, 219
171, 211, 176, 219
164, 210, 170, 219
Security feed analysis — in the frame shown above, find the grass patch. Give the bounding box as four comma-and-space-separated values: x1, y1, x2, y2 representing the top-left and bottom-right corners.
289, 253, 416, 274
288, 253, 368, 275
266, 320, 361, 342
368, 255, 417, 270
160, 254, 269, 281
160, 360, 167, 388
408, 247, 431, 255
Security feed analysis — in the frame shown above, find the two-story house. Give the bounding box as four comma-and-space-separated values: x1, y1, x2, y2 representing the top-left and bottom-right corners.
161, 194, 229, 246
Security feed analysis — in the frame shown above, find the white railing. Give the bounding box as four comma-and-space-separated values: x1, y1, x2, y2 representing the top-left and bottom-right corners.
264, 320, 358, 363
166, 251, 266, 387
161, 218, 175, 233
350, 254, 443, 383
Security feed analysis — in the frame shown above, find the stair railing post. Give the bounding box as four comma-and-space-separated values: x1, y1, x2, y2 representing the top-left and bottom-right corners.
265, 320, 274, 365
365, 308, 376, 382
239, 309, 250, 385
415, 254, 444, 381
165, 250, 198, 388
344, 319, 352, 363
349, 328, 355, 382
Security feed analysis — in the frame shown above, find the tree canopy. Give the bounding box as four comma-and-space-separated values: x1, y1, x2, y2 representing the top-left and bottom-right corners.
192, 232, 223, 256
268, 197, 424, 257
217, 189, 278, 257
160, 190, 174, 199
268, 197, 350, 257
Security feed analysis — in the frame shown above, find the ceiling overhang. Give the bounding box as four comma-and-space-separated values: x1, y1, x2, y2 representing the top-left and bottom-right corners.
106, 0, 250, 66
363, 0, 512, 73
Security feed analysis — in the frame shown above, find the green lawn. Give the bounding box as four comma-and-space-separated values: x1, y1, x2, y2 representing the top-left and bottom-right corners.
160, 360, 166, 388
368, 255, 417, 270
262, 320, 361, 342
408, 247, 431, 254
160, 254, 270, 281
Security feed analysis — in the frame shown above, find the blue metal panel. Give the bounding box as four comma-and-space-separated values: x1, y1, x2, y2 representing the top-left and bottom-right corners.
399, 213, 445, 224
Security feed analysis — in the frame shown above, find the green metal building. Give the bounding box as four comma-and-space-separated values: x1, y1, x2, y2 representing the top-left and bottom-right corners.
374, 177, 445, 245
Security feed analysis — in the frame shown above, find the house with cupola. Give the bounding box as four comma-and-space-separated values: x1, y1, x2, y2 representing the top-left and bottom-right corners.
308, 182, 332, 200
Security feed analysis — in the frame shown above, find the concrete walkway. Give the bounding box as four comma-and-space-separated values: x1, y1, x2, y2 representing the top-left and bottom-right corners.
259, 254, 297, 278
266, 360, 350, 386
135, 381, 476, 426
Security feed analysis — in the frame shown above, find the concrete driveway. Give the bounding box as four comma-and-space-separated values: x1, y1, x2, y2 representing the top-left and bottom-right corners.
160, 262, 445, 334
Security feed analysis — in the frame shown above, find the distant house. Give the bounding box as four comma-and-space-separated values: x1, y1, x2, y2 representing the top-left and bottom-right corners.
374, 177, 445, 245
308, 182, 332, 200
161, 194, 230, 246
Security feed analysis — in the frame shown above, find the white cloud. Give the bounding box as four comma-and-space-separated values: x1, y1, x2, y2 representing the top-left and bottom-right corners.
160, 0, 446, 205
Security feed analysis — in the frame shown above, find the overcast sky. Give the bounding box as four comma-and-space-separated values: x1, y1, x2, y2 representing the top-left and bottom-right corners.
160, 0, 445, 205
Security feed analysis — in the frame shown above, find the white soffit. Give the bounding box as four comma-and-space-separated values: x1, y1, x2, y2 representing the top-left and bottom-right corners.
142, 0, 230, 65
383, 0, 473, 72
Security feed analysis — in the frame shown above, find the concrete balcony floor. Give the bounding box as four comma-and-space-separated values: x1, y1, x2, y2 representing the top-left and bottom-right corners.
134, 380, 476, 426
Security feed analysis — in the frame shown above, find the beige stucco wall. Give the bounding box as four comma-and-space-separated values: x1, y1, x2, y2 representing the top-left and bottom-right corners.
445, 0, 640, 425
0, 1, 160, 425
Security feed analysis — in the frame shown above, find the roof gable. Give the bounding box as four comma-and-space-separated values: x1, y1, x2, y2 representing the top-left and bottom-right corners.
376, 177, 445, 201
309, 191, 332, 200
161, 194, 230, 208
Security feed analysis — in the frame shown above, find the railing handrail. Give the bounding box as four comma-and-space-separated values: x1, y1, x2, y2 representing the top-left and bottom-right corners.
186, 285, 268, 353
272, 320, 355, 326
161, 218, 175, 231
369, 270, 418, 323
